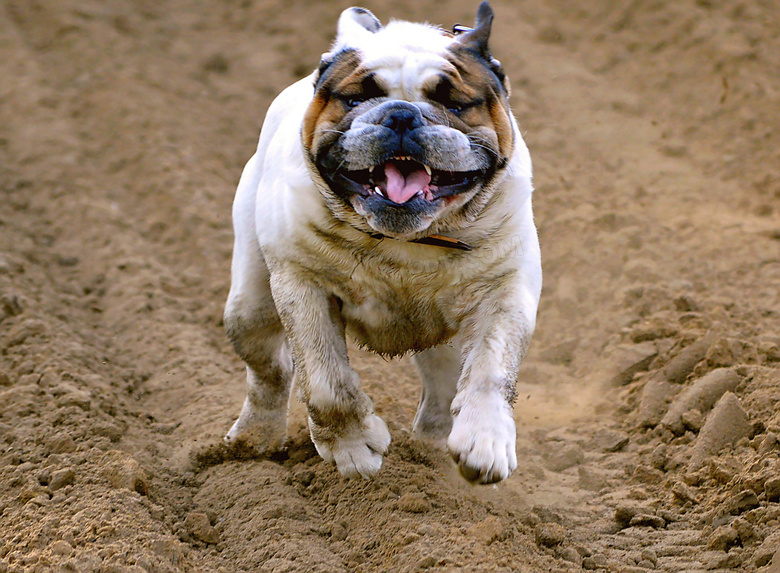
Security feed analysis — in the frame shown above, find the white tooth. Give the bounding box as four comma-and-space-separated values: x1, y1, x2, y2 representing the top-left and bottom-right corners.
374, 186, 384, 196
424, 164, 431, 175
369, 165, 374, 174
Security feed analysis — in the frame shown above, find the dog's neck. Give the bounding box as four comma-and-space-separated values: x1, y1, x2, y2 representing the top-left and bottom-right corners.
367, 231, 472, 251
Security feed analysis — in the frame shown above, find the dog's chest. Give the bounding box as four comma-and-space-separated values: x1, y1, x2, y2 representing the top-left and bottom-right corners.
333, 264, 461, 355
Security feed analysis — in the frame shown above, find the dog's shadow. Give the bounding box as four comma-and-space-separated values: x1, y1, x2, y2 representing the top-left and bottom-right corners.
189, 430, 319, 473
188, 425, 451, 481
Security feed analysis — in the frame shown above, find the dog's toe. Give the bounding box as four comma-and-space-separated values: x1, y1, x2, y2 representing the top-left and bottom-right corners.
448, 399, 517, 484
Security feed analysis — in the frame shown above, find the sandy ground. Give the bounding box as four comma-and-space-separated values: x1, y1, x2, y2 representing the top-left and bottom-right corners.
1, 0, 779, 571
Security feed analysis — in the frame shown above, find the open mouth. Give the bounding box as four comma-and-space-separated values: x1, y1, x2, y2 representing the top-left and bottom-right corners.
335, 157, 486, 204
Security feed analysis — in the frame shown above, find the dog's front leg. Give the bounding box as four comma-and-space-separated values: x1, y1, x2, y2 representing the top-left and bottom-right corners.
448, 283, 537, 484
269, 267, 390, 479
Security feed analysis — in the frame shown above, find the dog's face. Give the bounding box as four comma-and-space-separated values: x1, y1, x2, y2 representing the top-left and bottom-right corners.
302, 3, 514, 239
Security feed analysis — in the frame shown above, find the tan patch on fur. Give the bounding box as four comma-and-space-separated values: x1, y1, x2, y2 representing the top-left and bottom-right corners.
444, 47, 514, 158
302, 51, 365, 153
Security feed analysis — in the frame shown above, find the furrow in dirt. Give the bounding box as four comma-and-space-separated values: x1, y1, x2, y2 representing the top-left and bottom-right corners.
1, 1, 778, 572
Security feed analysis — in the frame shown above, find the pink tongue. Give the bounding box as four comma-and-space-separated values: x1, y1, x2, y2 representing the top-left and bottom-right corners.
384, 162, 431, 204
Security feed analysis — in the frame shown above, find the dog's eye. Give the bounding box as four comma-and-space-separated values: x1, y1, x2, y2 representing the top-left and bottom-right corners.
338, 75, 385, 109
428, 79, 481, 115
344, 96, 367, 109
445, 99, 483, 115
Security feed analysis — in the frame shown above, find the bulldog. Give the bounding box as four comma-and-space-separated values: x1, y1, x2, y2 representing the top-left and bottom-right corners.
223, 1, 542, 484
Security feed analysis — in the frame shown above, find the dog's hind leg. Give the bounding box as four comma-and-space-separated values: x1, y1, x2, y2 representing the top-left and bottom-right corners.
412, 343, 460, 440
223, 155, 293, 452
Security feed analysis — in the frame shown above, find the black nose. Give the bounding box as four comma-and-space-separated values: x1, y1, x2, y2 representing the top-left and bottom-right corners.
381, 106, 423, 133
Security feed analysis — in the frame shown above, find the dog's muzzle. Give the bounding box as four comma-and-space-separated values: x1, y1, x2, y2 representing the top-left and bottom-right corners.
319, 101, 491, 207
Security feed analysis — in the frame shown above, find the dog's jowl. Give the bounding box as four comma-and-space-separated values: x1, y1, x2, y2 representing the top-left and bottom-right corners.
223, 2, 542, 484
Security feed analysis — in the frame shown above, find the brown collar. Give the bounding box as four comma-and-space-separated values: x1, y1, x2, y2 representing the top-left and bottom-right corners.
369, 232, 472, 251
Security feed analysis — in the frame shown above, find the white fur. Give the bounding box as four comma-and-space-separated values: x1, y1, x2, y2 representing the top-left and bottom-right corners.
448, 391, 518, 483
311, 413, 391, 479
225, 11, 542, 483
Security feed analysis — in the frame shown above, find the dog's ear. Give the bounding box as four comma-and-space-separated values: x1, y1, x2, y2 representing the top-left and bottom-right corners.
456, 1, 493, 58
456, 2, 508, 93
314, 8, 381, 85
335, 7, 382, 47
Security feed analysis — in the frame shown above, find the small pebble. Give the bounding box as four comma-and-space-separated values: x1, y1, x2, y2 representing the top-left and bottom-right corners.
50, 540, 73, 557
106, 457, 148, 495
588, 429, 630, 453
632, 465, 665, 485
545, 444, 584, 472
640, 547, 658, 565
467, 516, 503, 545
636, 378, 677, 428
49, 468, 75, 491
395, 492, 431, 513
582, 554, 609, 570
294, 469, 314, 487
184, 512, 220, 544
329, 523, 347, 541
707, 525, 738, 551
578, 466, 609, 491
615, 505, 639, 529
754, 543, 780, 568
660, 368, 740, 435
759, 433, 779, 454
649, 444, 668, 470
661, 338, 712, 384
628, 514, 666, 529
728, 490, 759, 515
765, 477, 780, 502
556, 545, 581, 564
609, 343, 658, 385
534, 523, 565, 547
681, 409, 704, 432
689, 392, 752, 469
671, 481, 699, 504
47, 432, 76, 454
731, 517, 757, 544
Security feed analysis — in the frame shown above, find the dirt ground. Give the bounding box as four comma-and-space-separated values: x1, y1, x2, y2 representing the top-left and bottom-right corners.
1, 0, 779, 571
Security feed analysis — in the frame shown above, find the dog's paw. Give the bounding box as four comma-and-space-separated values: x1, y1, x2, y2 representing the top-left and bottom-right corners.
224, 398, 287, 454
310, 414, 391, 479
447, 396, 517, 484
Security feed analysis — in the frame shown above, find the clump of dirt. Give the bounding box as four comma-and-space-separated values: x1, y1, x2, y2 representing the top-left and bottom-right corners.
1, 0, 779, 571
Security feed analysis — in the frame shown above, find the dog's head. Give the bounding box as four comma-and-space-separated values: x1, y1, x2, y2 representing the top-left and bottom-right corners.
302, 2, 514, 239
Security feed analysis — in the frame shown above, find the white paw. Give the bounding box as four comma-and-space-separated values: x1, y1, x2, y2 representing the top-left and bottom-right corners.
311, 414, 391, 479
224, 397, 287, 453
448, 395, 517, 484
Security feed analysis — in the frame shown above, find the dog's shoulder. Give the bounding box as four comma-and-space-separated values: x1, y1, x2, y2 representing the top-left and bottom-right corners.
249, 75, 331, 248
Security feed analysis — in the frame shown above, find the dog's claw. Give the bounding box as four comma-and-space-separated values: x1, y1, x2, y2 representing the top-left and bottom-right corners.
458, 463, 484, 483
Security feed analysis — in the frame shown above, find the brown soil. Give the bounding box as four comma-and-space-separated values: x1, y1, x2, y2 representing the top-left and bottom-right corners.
1, 1, 779, 572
